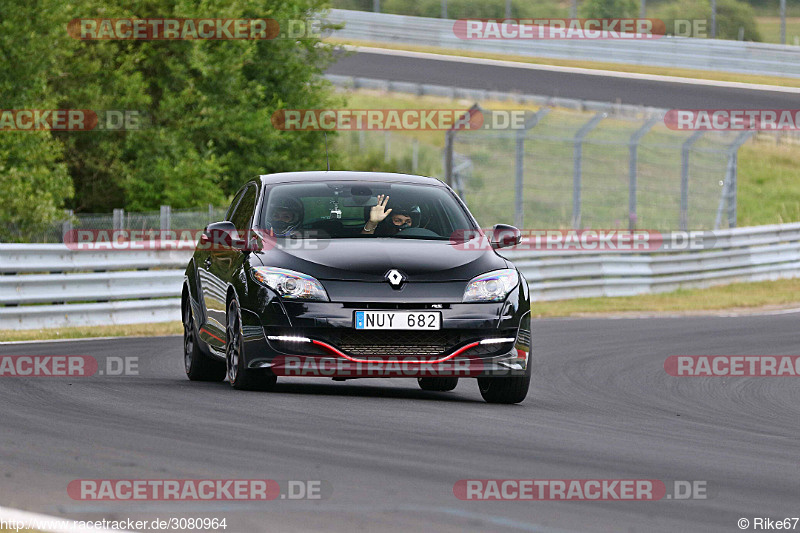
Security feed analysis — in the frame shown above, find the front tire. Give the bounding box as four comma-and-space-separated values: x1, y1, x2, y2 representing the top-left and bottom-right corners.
226, 298, 277, 391
183, 295, 226, 382
417, 377, 459, 391
477, 368, 530, 404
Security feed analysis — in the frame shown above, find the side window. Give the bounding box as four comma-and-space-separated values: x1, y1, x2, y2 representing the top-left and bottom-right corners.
225, 188, 246, 222
229, 185, 258, 231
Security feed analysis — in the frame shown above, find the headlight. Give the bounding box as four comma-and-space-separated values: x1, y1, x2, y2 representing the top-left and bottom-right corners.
463, 269, 519, 302
251, 267, 329, 301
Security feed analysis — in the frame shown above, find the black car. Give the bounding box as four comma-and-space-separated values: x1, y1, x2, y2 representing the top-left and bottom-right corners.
182, 171, 531, 403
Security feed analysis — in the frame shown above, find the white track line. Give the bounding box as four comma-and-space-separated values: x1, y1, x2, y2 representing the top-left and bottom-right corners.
343, 44, 800, 94
0, 505, 133, 533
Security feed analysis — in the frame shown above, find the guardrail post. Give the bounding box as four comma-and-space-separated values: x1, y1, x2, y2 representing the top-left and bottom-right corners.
160, 205, 171, 232
680, 131, 705, 231
628, 115, 661, 230
572, 112, 606, 229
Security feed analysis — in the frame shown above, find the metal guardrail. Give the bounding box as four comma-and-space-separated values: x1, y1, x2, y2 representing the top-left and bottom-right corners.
0, 244, 191, 330
2, 223, 800, 330
500, 223, 800, 300
327, 9, 800, 79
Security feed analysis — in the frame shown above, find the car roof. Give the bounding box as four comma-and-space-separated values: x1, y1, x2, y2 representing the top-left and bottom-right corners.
258, 171, 445, 186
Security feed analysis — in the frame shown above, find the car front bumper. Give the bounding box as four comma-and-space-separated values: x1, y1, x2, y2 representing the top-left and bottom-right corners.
238, 293, 531, 378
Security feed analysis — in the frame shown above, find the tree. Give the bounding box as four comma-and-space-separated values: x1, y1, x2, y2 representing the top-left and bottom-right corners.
579, 0, 640, 18
661, 0, 762, 40
1, 0, 341, 231
50, 0, 341, 212
0, 0, 73, 241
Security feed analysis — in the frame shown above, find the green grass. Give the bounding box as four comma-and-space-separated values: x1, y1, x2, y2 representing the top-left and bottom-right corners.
0, 322, 182, 342
755, 16, 800, 44
738, 141, 800, 226
533, 278, 800, 317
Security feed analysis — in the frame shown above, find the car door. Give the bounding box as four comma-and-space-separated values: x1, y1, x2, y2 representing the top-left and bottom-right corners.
197, 186, 246, 348
201, 182, 259, 348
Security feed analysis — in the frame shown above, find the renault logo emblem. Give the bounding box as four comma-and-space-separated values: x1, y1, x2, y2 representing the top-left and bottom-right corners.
385, 269, 406, 288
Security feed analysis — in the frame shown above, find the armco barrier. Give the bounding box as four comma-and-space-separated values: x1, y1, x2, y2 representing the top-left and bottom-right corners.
0, 244, 191, 330
2, 223, 800, 330
327, 9, 800, 79
500, 223, 800, 300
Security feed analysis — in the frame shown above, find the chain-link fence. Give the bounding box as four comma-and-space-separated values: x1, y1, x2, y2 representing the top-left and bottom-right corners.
445, 105, 753, 231
5, 205, 228, 243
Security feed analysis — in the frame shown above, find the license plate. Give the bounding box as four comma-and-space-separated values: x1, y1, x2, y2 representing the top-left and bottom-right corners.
354, 311, 441, 330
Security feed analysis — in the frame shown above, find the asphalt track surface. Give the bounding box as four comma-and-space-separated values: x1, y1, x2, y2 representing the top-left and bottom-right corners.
2, 314, 799, 532
327, 50, 800, 109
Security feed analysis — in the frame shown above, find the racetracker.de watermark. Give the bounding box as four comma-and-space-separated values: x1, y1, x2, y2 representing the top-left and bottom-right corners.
63, 229, 331, 251
68, 479, 331, 500
0, 356, 138, 377
271, 109, 532, 131
451, 229, 715, 252
665, 356, 800, 376
67, 18, 328, 40
269, 355, 529, 378
665, 109, 800, 131
453, 18, 666, 39
453, 479, 707, 500
0, 110, 147, 131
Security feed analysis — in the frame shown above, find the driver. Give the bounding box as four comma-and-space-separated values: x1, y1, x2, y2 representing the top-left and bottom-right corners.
267, 196, 304, 237
362, 195, 419, 236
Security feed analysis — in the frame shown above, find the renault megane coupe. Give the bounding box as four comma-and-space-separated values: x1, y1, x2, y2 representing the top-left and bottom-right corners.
182, 171, 532, 403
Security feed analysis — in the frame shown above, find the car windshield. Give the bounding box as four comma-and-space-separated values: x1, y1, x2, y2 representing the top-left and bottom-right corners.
257, 181, 476, 240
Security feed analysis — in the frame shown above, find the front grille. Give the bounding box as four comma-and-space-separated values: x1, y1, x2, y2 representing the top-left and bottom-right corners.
325, 329, 514, 359
333, 330, 456, 356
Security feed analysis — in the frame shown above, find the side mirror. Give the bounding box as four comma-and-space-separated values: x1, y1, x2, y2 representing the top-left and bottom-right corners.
201, 221, 239, 249
491, 224, 522, 250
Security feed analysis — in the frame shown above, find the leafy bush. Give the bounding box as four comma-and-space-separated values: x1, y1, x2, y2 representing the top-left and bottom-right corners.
660, 0, 762, 40
579, 0, 640, 19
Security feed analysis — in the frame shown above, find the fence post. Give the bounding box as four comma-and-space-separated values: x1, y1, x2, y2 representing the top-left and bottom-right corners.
412, 138, 419, 173
444, 130, 454, 186
515, 129, 525, 228
628, 115, 661, 230
384, 131, 391, 163
61, 210, 74, 242
113, 208, 124, 231
714, 131, 753, 229
160, 205, 171, 232
572, 112, 606, 229
680, 131, 705, 231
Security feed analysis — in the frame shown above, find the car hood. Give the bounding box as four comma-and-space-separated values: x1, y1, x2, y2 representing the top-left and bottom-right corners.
253, 237, 509, 282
